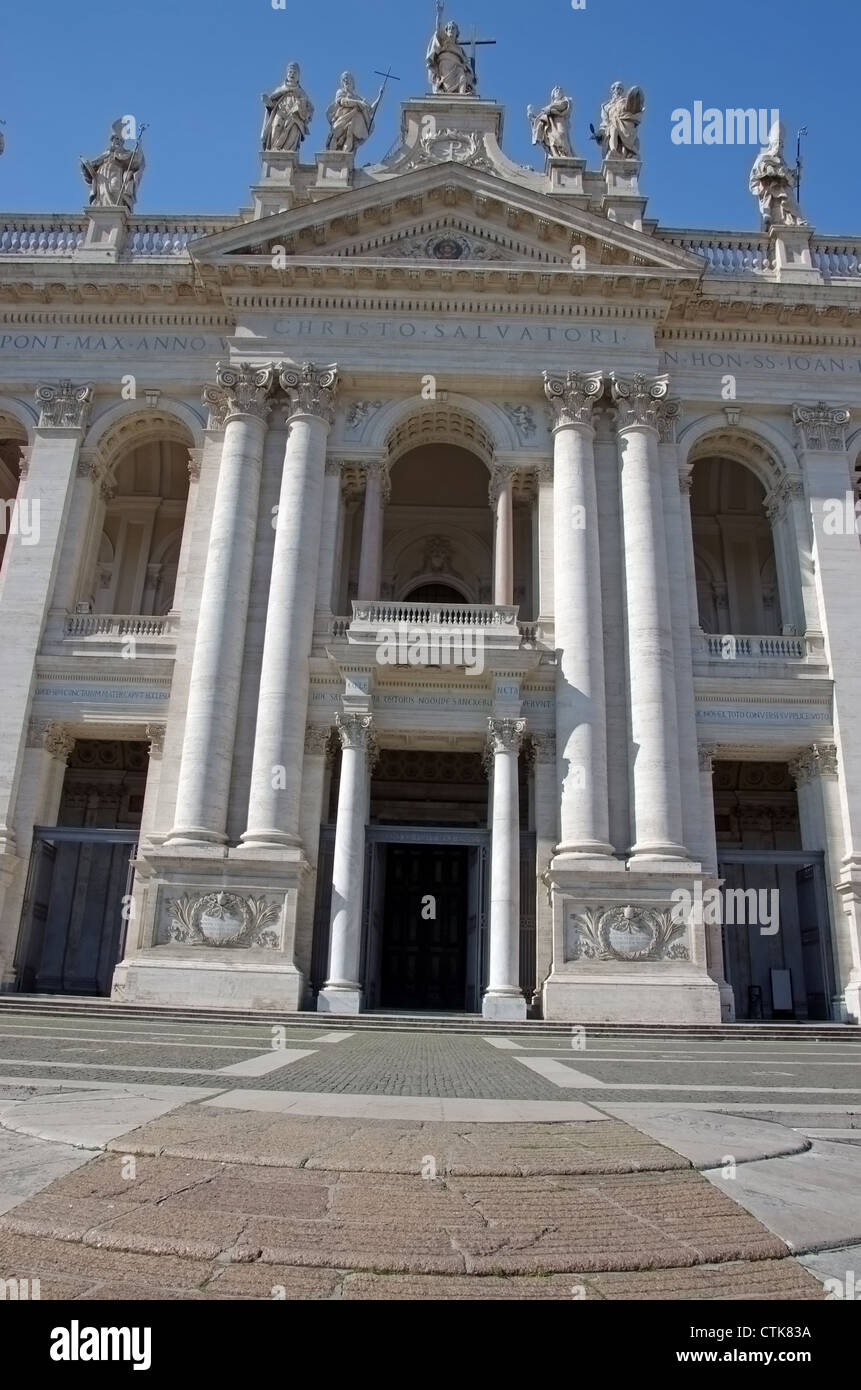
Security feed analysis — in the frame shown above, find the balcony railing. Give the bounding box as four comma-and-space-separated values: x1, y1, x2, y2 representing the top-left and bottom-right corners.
695, 632, 808, 661
63, 614, 177, 640
0, 215, 236, 258
351, 600, 520, 630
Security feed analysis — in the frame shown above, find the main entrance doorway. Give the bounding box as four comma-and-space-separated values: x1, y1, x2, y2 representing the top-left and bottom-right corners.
380, 844, 469, 1010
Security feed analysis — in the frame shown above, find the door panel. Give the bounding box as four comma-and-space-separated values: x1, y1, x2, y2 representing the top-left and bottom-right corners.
381, 845, 468, 1010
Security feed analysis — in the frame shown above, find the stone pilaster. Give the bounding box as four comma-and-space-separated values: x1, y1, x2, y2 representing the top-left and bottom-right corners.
356, 459, 390, 602
0, 381, 92, 887
240, 362, 340, 852
316, 459, 345, 614
165, 363, 275, 846
490, 464, 515, 607
483, 717, 527, 1020
318, 712, 376, 1014
544, 370, 615, 864
696, 744, 735, 1020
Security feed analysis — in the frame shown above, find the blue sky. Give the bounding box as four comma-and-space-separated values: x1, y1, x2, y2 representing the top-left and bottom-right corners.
2, 0, 858, 232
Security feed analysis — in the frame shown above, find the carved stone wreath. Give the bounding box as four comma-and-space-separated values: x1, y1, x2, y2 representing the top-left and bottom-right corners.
566, 904, 689, 963
165, 892, 282, 950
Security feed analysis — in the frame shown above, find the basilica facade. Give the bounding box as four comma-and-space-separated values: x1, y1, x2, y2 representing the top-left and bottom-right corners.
1, 37, 860, 1024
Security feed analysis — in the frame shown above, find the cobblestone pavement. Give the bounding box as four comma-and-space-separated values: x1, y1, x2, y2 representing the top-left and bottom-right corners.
0, 1007, 855, 1299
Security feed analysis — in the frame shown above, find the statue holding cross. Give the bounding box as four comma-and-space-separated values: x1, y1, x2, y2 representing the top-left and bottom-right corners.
427, 2, 494, 96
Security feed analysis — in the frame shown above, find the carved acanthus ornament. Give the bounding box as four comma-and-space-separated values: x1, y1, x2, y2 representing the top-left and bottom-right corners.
29, 720, 76, 762
165, 891, 283, 950
305, 724, 335, 758
486, 718, 527, 757
656, 399, 681, 445
765, 471, 805, 523
202, 363, 275, 428
146, 724, 166, 759
543, 371, 603, 428
335, 712, 378, 766
610, 374, 670, 431
280, 363, 340, 424
698, 745, 717, 774
488, 464, 515, 507
789, 743, 838, 786
792, 402, 851, 453
35, 381, 94, 430
530, 733, 556, 764
364, 458, 392, 504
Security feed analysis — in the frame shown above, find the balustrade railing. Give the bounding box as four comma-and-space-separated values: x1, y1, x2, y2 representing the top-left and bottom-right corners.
0, 219, 87, 255
0, 216, 235, 258
698, 633, 806, 660
351, 600, 519, 629
63, 614, 177, 639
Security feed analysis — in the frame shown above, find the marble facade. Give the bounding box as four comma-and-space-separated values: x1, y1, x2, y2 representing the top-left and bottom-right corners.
1, 57, 861, 1025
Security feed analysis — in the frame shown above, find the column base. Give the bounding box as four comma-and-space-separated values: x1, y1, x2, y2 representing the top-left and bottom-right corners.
317, 984, 363, 1015
237, 831, 304, 853
482, 990, 527, 1022
542, 967, 722, 1024
112, 954, 305, 1012
842, 977, 861, 1026
552, 849, 625, 874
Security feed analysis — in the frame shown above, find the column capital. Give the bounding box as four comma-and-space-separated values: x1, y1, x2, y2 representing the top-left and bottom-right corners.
34, 381, 94, 431
656, 399, 682, 446
202, 362, 276, 429
280, 362, 340, 424
789, 742, 839, 786
187, 449, 203, 483
698, 744, 718, 774
305, 724, 335, 759
363, 458, 392, 504
530, 732, 556, 764
336, 711, 377, 759
610, 373, 670, 432
487, 717, 527, 756
146, 724, 166, 760
488, 462, 515, 507
764, 470, 805, 523
543, 370, 603, 429
679, 464, 694, 495
28, 718, 76, 763
792, 401, 851, 454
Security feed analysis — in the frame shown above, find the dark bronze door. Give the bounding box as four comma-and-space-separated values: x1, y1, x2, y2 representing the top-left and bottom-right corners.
381, 845, 468, 1010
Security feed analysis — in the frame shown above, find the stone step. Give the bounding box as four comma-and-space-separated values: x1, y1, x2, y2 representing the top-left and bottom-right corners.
1, 996, 858, 1042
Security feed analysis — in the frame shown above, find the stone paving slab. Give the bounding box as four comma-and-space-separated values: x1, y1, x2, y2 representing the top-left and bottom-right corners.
597, 1105, 811, 1167
0, 1127, 95, 1216
0, 1148, 791, 1276
0, 1081, 219, 1148
705, 1138, 861, 1253
104, 1107, 691, 1174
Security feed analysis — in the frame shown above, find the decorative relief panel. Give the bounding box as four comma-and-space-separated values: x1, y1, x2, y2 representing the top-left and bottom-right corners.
564, 904, 689, 963
161, 891, 283, 949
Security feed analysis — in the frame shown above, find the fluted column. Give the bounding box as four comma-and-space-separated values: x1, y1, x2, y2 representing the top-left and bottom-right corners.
484, 717, 526, 1021
166, 364, 275, 846
319, 713, 376, 1014
611, 373, 687, 862
678, 465, 701, 630
543, 371, 614, 863
490, 465, 515, 607
241, 363, 340, 851
356, 460, 390, 601
535, 462, 555, 625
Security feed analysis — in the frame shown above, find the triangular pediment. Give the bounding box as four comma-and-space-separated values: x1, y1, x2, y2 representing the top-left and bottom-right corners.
189, 164, 704, 283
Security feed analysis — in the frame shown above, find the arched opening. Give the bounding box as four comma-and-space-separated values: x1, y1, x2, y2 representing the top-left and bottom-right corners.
690, 456, 782, 634
381, 444, 494, 605
0, 419, 26, 577
87, 439, 190, 615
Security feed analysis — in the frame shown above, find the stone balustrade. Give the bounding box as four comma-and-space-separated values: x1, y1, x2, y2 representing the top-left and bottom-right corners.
62, 613, 177, 639
0, 216, 236, 258
0, 219, 87, 255
695, 632, 808, 661
351, 600, 519, 630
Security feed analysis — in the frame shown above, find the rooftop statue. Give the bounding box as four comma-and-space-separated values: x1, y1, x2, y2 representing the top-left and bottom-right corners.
528, 87, 574, 160
427, 1, 476, 96
749, 120, 807, 229
326, 72, 383, 153
80, 120, 145, 212
591, 82, 645, 160
261, 62, 314, 153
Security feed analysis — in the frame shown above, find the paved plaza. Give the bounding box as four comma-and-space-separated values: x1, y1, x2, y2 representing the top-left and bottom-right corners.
0, 1005, 859, 1299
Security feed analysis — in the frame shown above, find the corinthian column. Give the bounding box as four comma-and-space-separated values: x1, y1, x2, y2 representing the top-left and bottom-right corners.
241, 363, 340, 851
318, 713, 376, 1014
356, 460, 390, 602
611, 374, 687, 862
166, 364, 274, 846
484, 718, 527, 1021
543, 371, 614, 864
490, 465, 515, 606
